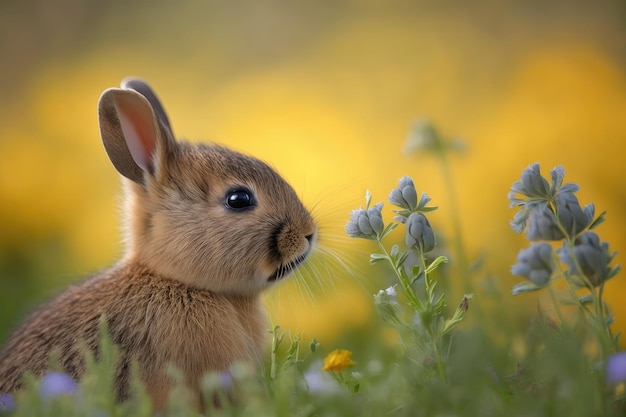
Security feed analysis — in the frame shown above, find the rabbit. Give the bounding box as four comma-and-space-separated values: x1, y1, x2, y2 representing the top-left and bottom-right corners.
0, 78, 317, 410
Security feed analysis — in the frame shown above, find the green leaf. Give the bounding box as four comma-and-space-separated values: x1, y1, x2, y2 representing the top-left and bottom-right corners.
425, 255, 448, 274
511, 281, 545, 295
390, 244, 399, 259
392, 208, 412, 217
578, 294, 593, 305
432, 293, 446, 311
380, 222, 398, 240
396, 251, 409, 267
411, 265, 422, 279
418, 205, 438, 213
608, 265, 621, 280
588, 210, 606, 230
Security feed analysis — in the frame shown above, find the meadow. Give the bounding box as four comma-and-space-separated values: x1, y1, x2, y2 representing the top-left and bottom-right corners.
1, 1, 626, 415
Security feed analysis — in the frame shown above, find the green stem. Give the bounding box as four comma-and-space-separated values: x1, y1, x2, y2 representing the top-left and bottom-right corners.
546, 281, 565, 326
431, 334, 448, 383
377, 241, 423, 311
377, 240, 448, 382
436, 148, 472, 295
551, 203, 615, 358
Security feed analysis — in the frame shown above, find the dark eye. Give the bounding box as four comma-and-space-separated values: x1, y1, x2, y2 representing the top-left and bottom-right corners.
225, 188, 255, 211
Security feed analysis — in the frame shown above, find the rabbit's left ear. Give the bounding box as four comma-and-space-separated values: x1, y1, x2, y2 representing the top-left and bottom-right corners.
98, 87, 172, 184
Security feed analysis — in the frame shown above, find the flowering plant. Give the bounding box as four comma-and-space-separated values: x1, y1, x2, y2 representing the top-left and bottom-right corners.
509, 163, 620, 359
346, 177, 471, 381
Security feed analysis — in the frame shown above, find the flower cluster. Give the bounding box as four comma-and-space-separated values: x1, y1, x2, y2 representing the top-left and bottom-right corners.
509, 163, 618, 292
345, 177, 437, 253
346, 177, 470, 383
346, 201, 385, 240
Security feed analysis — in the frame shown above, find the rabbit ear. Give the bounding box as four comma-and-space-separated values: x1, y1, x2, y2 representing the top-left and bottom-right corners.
121, 77, 174, 136
98, 87, 167, 183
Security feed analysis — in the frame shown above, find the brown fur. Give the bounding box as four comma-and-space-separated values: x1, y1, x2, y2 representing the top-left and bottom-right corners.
0, 78, 316, 408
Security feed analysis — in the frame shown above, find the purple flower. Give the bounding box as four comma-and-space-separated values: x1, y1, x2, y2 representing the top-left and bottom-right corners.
606, 351, 626, 386
303, 368, 340, 393
389, 176, 418, 212
346, 203, 384, 239
509, 163, 581, 234
40, 372, 77, 399
555, 192, 593, 237
511, 163, 552, 200
405, 212, 436, 252
0, 393, 14, 412
558, 232, 613, 287
511, 243, 554, 287
525, 204, 564, 241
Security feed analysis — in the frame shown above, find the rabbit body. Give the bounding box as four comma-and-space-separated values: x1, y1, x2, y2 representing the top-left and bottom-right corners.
0, 262, 266, 409
0, 79, 316, 408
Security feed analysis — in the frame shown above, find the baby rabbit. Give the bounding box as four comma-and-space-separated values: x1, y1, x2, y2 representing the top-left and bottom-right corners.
0, 78, 316, 409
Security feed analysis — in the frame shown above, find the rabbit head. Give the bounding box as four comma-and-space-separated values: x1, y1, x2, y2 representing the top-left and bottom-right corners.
97, 78, 316, 295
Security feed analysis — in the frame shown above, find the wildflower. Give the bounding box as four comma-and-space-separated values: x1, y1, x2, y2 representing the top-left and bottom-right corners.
525, 204, 564, 241
404, 118, 464, 155
374, 286, 402, 326
555, 192, 593, 237
510, 163, 552, 200
404, 118, 441, 154
379, 285, 397, 300
346, 203, 384, 240
0, 393, 14, 412
405, 212, 436, 252
39, 372, 77, 399
323, 349, 356, 372
303, 367, 340, 393
389, 176, 418, 211
201, 371, 233, 395
558, 232, 613, 287
606, 351, 626, 386
511, 243, 554, 287
509, 163, 581, 233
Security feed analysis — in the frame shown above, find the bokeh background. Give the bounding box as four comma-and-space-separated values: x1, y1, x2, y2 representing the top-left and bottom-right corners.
1, 0, 625, 345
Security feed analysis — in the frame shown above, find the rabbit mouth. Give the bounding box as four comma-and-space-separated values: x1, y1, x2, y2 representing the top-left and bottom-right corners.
268, 251, 309, 282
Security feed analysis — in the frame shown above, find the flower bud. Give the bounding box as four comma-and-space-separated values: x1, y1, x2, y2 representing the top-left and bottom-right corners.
389, 176, 418, 211
555, 192, 592, 236
517, 163, 551, 199
526, 205, 564, 241
0, 393, 14, 412
346, 203, 384, 239
405, 213, 436, 252
606, 351, 626, 386
558, 232, 611, 287
511, 243, 554, 287
40, 372, 77, 399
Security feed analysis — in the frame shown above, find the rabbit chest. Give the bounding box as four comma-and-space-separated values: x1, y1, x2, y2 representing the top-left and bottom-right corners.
95, 262, 267, 396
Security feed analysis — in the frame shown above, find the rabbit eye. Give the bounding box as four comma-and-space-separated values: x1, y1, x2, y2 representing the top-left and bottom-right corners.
225, 188, 255, 211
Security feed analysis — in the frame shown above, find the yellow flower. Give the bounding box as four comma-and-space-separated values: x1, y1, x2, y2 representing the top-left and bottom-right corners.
323, 349, 355, 372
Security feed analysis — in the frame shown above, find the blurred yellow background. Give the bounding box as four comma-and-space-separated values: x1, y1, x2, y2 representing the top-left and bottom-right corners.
1, 1, 625, 344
